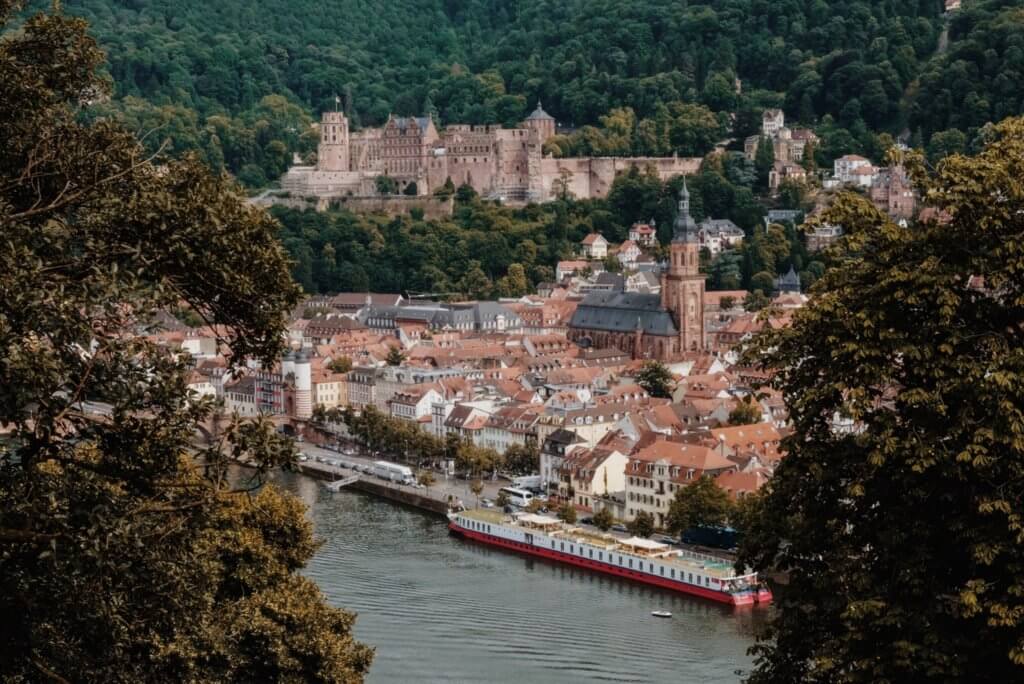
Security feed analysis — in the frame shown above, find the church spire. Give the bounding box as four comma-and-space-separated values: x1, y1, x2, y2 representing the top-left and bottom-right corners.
672, 178, 698, 243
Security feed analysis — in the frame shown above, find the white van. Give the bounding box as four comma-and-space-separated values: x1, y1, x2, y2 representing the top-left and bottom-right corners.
372, 460, 415, 485
499, 486, 534, 507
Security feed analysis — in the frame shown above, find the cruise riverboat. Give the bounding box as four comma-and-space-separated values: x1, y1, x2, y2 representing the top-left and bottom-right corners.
448, 509, 772, 606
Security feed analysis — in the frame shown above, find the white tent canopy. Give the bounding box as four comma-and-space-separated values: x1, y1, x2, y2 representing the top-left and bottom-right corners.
620, 537, 669, 551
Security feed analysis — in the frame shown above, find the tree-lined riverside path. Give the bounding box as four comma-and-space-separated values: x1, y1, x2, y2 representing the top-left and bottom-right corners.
291, 442, 509, 515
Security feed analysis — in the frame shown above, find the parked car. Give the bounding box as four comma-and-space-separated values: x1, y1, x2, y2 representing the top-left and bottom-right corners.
611, 524, 628, 533
579, 517, 593, 525
653, 534, 680, 545
297, 454, 309, 462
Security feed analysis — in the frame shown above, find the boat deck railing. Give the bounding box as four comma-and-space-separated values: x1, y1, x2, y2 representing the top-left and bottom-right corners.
456, 510, 755, 581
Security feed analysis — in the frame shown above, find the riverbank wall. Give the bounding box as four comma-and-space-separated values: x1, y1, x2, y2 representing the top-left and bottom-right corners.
295, 460, 451, 516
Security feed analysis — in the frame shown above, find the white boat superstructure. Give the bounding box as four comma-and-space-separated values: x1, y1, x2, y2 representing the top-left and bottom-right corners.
448, 509, 771, 606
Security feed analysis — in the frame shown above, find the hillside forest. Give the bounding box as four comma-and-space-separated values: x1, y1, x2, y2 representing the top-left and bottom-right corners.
49, 0, 1024, 186
20, 0, 1017, 298
273, 161, 822, 299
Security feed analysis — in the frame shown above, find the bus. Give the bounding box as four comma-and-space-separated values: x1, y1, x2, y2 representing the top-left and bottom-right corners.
498, 486, 534, 507
372, 461, 415, 485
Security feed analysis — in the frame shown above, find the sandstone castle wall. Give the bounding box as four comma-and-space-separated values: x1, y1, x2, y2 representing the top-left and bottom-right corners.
279, 102, 700, 206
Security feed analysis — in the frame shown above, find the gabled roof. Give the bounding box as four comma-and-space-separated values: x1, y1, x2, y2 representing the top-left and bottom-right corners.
557, 260, 589, 271
699, 218, 744, 236
581, 233, 608, 245
330, 292, 403, 309
544, 427, 587, 446
389, 116, 433, 132
710, 422, 782, 450
570, 292, 677, 337
629, 438, 735, 474
715, 469, 770, 498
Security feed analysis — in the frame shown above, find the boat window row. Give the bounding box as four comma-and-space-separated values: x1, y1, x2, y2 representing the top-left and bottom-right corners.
464, 519, 492, 535
542, 535, 715, 589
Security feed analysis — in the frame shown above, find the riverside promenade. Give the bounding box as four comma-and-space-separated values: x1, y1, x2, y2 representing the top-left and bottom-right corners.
291, 441, 512, 517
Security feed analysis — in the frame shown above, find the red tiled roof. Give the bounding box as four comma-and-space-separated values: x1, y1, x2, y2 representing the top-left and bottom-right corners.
629, 438, 735, 477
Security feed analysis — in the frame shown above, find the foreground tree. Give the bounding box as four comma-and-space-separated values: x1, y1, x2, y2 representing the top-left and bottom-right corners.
470, 480, 484, 506
0, 3, 372, 681
666, 476, 733, 536
592, 507, 614, 531
635, 360, 674, 399
385, 345, 405, 366
328, 355, 353, 373
503, 444, 539, 476
627, 511, 655, 538
558, 503, 578, 524
728, 396, 763, 426
739, 118, 1024, 683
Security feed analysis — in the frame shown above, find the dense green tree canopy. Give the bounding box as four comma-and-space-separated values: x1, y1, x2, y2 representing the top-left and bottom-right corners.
913, 1, 1024, 141
271, 158, 815, 298
23, 0, 1015, 185
740, 117, 1024, 682
627, 510, 656, 537
0, 2, 371, 681
667, 476, 733, 535
636, 361, 675, 399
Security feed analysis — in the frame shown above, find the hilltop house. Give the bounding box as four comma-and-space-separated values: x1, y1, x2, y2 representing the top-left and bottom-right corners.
581, 233, 609, 259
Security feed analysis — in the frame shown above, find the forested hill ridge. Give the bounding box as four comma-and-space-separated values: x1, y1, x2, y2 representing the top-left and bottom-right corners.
46, 0, 1023, 184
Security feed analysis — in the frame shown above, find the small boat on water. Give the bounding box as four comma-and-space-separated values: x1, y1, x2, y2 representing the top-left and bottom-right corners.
651, 611, 672, 618
324, 474, 359, 492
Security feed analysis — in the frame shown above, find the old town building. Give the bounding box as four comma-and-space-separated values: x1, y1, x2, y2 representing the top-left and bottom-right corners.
869, 165, 916, 220
624, 437, 736, 526
568, 182, 705, 360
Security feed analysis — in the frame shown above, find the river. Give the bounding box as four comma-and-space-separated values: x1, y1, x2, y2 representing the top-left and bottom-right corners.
276, 470, 765, 683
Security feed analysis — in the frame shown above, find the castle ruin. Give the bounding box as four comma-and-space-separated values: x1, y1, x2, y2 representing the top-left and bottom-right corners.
280, 102, 701, 204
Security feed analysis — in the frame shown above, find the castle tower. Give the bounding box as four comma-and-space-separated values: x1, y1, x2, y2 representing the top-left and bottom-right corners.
523, 100, 556, 145
661, 179, 705, 353
317, 111, 350, 172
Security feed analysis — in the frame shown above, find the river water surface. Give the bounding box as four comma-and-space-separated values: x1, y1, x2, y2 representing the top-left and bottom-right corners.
275, 471, 765, 683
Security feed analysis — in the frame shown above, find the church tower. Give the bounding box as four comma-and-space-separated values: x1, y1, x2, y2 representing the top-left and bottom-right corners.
317, 110, 350, 172
661, 180, 705, 353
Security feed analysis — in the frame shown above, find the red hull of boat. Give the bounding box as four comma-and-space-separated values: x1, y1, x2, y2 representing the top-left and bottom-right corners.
450, 521, 771, 606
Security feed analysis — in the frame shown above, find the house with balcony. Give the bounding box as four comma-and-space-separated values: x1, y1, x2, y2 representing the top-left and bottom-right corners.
624, 437, 736, 526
